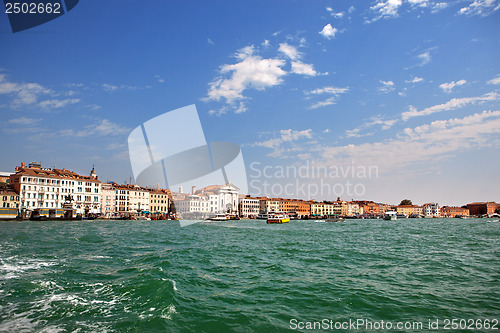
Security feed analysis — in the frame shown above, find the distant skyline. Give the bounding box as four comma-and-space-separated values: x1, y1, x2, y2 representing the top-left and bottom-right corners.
1, 0, 499, 206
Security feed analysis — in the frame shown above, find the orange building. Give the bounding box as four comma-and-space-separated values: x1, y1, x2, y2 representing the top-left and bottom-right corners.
466, 202, 499, 216
441, 206, 469, 217
278, 198, 311, 218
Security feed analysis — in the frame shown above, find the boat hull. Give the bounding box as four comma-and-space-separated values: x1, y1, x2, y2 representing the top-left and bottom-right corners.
267, 218, 290, 224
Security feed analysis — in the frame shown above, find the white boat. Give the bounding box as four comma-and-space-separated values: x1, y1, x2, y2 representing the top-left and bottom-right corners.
384, 211, 397, 220
208, 214, 229, 221
134, 216, 151, 220
267, 213, 290, 224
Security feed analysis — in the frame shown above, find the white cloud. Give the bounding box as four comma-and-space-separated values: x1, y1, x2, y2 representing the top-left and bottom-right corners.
319, 24, 338, 40
417, 51, 431, 66
378, 80, 395, 93
0, 74, 52, 106
205, 45, 287, 111
370, 0, 403, 21
155, 74, 165, 83
487, 75, 500, 85
254, 129, 313, 157
406, 76, 424, 83
322, 110, 500, 172
408, 0, 429, 6
345, 115, 398, 138
306, 86, 349, 95
278, 43, 301, 60
431, 2, 448, 13
8, 117, 40, 125
262, 40, 270, 48
207, 38, 214, 45
459, 0, 500, 16
291, 61, 319, 76
102, 83, 119, 92
305, 86, 349, 109
401, 92, 500, 121
310, 97, 339, 109
439, 79, 467, 93
39, 98, 80, 109
63, 119, 129, 137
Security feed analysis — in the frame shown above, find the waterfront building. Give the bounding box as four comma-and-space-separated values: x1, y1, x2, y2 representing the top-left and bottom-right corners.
278, 198, 311, 218
422, 203, 441, 218
101, 183, 116, 218
175, 194, 210, 219
259, 198, 279, 214
128, 185, 150, 215
311, 201, 341, 217
0, 172, 14, 184
115, 184, 130, 216
441, 206, 470, 218
355, 201, 382, 217
395, 205, 423, 217
149, 188, 171, 215
466, 202, 499, 216
10, 162, 101, 217
336, 198, 360, 217
0, 188, 20, 209
194, 182, 240, 215
238, 195, 260, 218
0, 188, 20, 219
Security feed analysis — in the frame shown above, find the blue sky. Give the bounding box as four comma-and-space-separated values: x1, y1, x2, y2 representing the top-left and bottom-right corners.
1, 0, 499, 205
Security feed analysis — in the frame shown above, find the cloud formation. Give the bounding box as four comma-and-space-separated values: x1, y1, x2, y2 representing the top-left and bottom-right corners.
319, 24, 338, 39
305, 86, 349, 109
402, 92, 500, 120
439, 79, 467, 93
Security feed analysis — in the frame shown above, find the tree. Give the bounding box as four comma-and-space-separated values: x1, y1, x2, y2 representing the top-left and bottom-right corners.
400, 199, 412, 206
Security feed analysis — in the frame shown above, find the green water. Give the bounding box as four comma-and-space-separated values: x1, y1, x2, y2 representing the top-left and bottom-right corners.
0, 219, 499, 332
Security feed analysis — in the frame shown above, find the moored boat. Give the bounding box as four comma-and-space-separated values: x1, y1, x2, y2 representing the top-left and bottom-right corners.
384, 211, 397, 220
325, 217, 345, 222
208, 214, 229, 221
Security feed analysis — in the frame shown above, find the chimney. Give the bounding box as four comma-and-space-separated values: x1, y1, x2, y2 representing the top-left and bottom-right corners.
21, 162, 25, 168
192, 186, 196, 195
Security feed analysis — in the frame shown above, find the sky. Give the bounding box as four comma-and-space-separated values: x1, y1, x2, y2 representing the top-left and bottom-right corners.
0, 0, 499, 206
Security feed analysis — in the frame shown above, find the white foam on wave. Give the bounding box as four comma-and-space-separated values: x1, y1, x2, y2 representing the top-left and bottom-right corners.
161, 304, 177, 320
0, 257, 58, 280
170, 279, 178, 291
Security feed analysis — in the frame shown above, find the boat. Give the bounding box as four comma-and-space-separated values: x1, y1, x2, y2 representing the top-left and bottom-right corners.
133, 216, 151, 221
396, 213, 408, 219
208, 214, 229, 221
267, 213, 290, 224
313, 219, 326, 223
384, 211, 397, 220
325, 217, 345, 222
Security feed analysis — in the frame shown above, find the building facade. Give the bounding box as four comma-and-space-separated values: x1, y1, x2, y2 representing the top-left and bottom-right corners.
238, 196, 260, 217
441, 206, 470, 217
10, 162, 101, 217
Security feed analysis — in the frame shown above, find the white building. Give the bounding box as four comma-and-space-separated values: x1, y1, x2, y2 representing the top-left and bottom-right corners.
10, 162, 102, 216
423, 203, 440, 217
129, 185, 150, 214
175, 194, 210, 219
239, 196, 260, 217
196, 182, 240, 215
101, 183, 116, 218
